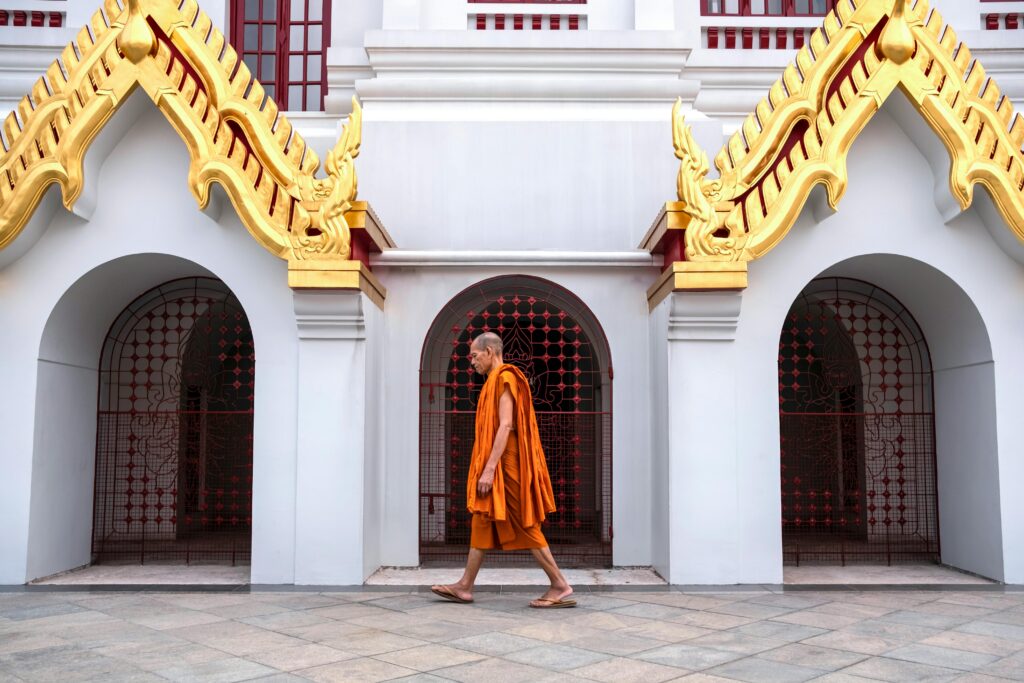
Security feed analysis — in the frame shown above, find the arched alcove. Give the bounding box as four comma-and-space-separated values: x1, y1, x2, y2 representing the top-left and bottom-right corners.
779, 277, 938, 565
25, 254, 258, 580
93, 277, 255, 565
419, 276, 613, 568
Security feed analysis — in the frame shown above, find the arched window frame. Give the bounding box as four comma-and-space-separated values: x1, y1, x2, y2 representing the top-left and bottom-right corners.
230, 0, 331, 112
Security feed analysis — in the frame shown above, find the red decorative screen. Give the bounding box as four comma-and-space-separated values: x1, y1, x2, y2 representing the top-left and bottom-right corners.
230, 0, 331, 111
420, 277, 612, 567
92, 278, 255, 565
778, 278, 939, 565
701, 0, 835, 16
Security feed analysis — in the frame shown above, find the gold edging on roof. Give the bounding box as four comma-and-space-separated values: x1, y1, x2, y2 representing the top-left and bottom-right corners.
664, 0, 1024, 270
0, 0, 373, 276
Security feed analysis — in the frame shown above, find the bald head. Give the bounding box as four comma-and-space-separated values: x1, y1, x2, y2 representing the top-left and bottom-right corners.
471, 332, 503, 356
469, 332, 504, 376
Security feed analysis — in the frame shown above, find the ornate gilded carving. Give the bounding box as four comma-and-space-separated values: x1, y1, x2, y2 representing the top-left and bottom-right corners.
0, 0, 365, 267
666, 0, 1024, 265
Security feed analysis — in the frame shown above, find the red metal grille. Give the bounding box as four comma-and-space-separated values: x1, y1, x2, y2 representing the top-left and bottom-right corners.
778, 278, 939, 566
420, 277, 612, 567
92, 278, 255, 565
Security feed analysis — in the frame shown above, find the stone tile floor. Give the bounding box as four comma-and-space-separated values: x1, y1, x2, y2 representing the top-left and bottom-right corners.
1, 586, 1023, 682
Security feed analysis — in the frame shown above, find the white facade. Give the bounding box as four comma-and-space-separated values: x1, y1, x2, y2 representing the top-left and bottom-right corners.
0, 0, 1022, 585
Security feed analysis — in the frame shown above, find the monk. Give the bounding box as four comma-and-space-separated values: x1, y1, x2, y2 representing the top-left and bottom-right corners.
431, 332, 575, 608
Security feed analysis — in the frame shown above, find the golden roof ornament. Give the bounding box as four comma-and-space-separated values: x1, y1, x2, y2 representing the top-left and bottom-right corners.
0, 0, 392, 302
878, 0, 915, 65
642, 0, 1024, 306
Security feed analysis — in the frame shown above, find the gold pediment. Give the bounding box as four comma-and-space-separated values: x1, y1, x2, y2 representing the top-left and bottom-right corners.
0, 0, 391, 294
645, 0, 1024, 301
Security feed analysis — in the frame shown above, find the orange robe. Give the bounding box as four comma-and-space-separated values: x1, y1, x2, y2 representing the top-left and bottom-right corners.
466, 364, 556, 550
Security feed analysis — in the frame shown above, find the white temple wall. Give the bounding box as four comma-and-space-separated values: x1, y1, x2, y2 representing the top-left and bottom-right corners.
372, 265, 657, 567
357, 119, 694, 252
0, 105, 300, 584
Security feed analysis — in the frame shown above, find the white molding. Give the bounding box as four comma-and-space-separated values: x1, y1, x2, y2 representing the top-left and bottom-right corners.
349, 29, 697, 117
293, 290, 367, 340
371, 249, 662, 268
667, 291, 743, 341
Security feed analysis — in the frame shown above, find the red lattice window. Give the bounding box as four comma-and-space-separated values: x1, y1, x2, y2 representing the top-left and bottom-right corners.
420, 277, 613, 568
93, 278, 255, 565
702, 0, 834, 15
231, 0, 331, 111
778, 278, 939, 566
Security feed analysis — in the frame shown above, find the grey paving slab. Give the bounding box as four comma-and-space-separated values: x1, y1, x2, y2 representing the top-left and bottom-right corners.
883, 643, 1001, 671
704, 655, 826, 683
561, 630, 666, 656
432, 656, 555, 683
633, 643, 748, 670
373, 643, 486, 671
298, 656, 420, 682
568, 656, 687, 682
1, 586, 1023, 682
756, 642, 868, 670
155, 656, 281, 682
841, 656, 964, 682
730, 620, 828, 642
503, 643, 612, 671
973, 651, 1024, 680
958, 620, 1024, 642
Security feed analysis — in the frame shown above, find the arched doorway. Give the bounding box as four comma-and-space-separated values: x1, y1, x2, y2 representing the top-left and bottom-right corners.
420, 276, 613, 567
92, 277, 255, 565
778, 277, 939, 565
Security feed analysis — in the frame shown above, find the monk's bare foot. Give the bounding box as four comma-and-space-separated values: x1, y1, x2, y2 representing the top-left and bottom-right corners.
431, 583, 474, 604
529, 584, 574, 608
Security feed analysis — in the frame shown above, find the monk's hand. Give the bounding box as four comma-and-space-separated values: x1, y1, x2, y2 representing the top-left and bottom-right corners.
478, 466, 495, 496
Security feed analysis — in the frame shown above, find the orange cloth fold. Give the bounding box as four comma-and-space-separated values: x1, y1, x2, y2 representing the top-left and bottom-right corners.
466, 365, 556, 549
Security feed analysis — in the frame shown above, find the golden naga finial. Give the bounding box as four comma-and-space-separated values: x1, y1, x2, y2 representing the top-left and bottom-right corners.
292, 97, 363, 261
671, 98, 735, 258
118, 0, 155, 63
878, 0, 915, 64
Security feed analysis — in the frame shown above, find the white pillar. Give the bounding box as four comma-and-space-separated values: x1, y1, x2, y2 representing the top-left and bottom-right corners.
293, 290, 370, 585
663, 290, 746, 584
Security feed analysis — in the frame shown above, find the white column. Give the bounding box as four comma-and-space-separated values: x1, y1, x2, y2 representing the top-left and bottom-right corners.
664, 290, 744, 584
293, 290, 370, 585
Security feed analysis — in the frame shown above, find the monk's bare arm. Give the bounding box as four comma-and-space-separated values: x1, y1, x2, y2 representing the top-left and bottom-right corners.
477, 387, 514, 494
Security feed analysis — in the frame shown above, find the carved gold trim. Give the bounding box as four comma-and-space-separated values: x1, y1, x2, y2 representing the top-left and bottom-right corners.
647, 262, 748, 310
0, 0, 380, 293
288, 260, 387, 309
660, 0, 1024, 283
